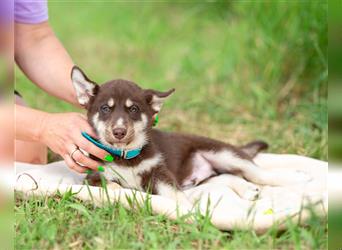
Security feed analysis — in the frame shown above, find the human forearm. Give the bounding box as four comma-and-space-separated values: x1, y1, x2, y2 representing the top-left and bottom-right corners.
15, 22, 78, 105
15, 104, 47, 142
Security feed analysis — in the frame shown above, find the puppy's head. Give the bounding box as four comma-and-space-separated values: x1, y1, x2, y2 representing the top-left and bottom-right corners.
71, 66, 174, 150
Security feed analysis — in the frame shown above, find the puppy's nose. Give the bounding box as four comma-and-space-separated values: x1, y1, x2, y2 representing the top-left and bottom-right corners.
113, 128, 127, 140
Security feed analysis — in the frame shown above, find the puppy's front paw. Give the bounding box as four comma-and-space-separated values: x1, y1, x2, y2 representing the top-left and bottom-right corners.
241, 184, 260, 201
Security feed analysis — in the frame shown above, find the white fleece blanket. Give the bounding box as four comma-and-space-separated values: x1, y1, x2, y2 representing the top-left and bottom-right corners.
14, 153, 327, 233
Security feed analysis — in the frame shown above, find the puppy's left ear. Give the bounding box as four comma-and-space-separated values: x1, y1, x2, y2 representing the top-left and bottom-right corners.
71, 66, 99, 107
145, 88, 175, 113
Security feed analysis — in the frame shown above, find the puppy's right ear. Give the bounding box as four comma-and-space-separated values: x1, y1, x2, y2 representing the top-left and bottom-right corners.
71, 66, 98, 107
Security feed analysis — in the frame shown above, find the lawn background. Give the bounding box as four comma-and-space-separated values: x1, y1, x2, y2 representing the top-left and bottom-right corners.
15, 1, 327, 249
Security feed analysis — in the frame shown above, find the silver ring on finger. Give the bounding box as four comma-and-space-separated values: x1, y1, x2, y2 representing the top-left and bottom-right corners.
70, 146, 79, 161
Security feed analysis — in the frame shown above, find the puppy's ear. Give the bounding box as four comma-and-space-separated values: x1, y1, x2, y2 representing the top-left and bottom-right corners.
71, 66, 98, 107
144, 88, 175, 113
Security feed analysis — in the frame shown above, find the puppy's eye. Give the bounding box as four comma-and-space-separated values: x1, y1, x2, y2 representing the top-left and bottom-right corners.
129, 105, 139, 113
100, 104, 111, 114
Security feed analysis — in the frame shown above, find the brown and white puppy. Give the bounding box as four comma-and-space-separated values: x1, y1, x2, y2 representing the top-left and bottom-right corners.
71, 66, 310, 201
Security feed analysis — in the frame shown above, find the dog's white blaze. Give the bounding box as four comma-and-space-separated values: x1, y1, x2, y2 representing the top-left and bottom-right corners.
104, 154, 163, 190
116, 118, 124, 127
125, 99, 133, 107
107, 98, 114, 107
71, 68, 96, 105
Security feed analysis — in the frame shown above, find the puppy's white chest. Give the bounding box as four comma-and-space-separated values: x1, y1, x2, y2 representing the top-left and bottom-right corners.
105, 166, 143, 190
103, 154, 162, 190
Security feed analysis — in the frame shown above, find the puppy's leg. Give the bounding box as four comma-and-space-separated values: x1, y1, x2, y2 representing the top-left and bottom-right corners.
202, 150, 311, 186
155, 181, 191, 205
84, 171, 102, 186
207, 174, 260, 201
230, 177, 260, 201
107, 182, 122, 190
140, 167, 192, 207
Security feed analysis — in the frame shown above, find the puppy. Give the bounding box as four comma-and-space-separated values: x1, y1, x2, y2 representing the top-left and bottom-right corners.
71, 66, 309, 201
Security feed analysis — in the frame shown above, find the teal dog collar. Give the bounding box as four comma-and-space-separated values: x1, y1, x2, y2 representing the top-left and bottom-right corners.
81, 131, 142, 160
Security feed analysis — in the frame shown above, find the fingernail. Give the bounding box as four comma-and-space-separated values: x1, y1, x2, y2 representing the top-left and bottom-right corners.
153, 114, 159, 127
104, 154, 114, 162
98, 166, 105, 172
86, 169, 93, 174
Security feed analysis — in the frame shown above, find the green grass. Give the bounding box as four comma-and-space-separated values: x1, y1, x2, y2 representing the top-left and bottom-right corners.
15, 192, 327, 250
15, 1, 327, 249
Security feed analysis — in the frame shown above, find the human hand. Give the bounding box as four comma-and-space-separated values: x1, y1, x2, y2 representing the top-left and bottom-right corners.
39, 112, 113, 173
